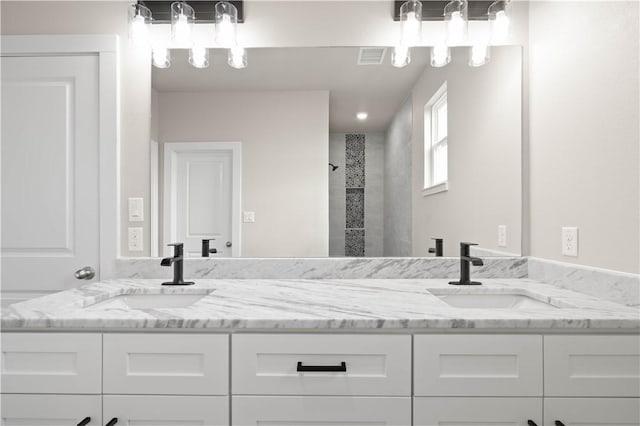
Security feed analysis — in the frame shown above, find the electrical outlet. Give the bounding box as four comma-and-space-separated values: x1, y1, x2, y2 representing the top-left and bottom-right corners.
128, 227, 143, 252
498, 225, 507, 247
561, 227, 578, 256
243, 211, 256, 223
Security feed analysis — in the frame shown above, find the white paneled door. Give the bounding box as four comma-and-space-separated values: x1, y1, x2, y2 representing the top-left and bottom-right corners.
1, 54, 100, 291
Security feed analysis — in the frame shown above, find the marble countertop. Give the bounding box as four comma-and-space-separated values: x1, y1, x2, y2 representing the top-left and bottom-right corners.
2, 279, 638, 330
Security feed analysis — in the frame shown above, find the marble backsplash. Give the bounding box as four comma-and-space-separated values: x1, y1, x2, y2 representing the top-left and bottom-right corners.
114, 257, 528, 280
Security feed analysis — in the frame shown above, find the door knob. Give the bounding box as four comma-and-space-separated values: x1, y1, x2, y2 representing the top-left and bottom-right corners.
225, 241, 232, 247
74, 266, 95, 280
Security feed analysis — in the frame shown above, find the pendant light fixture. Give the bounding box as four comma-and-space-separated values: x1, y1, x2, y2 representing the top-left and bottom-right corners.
171, 2, 195, 44
392, 45, 411, 68
228, 46, 247, 69
431, 44, 451, 67
399, 0, 422, 46
215, 2, 238, 48
128, 3, 152, 46
488, 0, 510, 44
189, 45, 210, 68
469, 44, 490, 67
444, 0, 468, 45
152, 46, 171, 68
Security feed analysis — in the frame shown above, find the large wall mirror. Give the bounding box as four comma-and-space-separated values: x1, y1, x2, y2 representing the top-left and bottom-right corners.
151, 46, 522, 258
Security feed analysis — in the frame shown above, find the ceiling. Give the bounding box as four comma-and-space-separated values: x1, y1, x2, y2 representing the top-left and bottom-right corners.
152, 47, 430, 132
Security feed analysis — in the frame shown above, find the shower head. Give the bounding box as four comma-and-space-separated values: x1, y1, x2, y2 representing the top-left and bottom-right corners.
329, 163, 339, 172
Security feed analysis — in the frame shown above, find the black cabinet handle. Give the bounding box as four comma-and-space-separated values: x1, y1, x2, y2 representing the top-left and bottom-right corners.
527, 421, 538, 426
77, 418, 91, 426
105, 418, 118, 426
555, 422, 566, 426
297, 361, 347, 372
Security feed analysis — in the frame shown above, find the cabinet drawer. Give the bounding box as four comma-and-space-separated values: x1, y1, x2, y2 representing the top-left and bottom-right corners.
103, 395, 228, 426
232, 396, 411, 425
1, 333, 101, 394
103, 333, 228, 395
414, 397, 542, 426
1, 394, 101, 426
414, 335, 542, 396
232, 334, 411, 396
544, 398, 640, 425
545, 335, 640, 397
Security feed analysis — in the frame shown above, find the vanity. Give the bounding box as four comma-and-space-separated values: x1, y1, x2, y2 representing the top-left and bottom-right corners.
2, 278, 639, 426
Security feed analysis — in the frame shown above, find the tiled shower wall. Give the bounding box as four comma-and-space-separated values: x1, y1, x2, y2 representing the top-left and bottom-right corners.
329, 133, 384, 256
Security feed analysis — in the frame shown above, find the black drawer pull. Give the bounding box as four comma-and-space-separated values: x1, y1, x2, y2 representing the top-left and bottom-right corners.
77, 418, 91, 426
555, 422, 566, 426
297, 361, 347, 372
527, 421, 538, 426
105, 418, 118, 426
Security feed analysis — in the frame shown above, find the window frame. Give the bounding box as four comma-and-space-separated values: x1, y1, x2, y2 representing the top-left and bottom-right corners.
423, 82, 449, 197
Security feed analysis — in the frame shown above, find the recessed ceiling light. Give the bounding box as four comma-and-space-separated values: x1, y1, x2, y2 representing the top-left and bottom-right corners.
357, 112, 368, 120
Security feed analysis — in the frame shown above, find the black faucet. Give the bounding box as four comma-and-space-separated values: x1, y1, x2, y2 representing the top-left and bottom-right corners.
201, 239, 218, 257
449, 242, 484, 285
428, 238, 444, 257
160, 243, 194, 286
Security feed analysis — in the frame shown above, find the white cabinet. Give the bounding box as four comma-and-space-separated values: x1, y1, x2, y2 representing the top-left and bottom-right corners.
232, 396, 411, 425
544, 398, 640, 425
414, 334, 543, 396
103, 395, 228, 426
232, 334, 411, 396
103, 333, 229, 395
1, 333, 101, 394
0, 394, 101, 426
413, 397, 542, 426
544, 335, 640, 397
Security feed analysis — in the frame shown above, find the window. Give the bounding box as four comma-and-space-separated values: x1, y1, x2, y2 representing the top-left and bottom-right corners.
424, 82, 448, 196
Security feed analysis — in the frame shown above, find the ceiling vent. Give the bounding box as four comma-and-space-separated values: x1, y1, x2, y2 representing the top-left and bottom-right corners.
358, 47, 387, 65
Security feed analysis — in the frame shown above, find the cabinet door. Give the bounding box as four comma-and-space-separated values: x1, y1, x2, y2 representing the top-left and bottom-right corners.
103, 333, 228, 395
232, 396, 411, 425
1, 333, 102, 394
545, 335, 640, 397
413, 397, 542, 426
545, 398, 640, 425
1, 394, 101, 426
103, 395, 228, 426
414, 335, 543, 396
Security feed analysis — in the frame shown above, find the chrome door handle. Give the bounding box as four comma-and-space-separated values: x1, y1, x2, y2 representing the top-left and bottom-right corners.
225, 241, 232, 247
74, 266, 95, 280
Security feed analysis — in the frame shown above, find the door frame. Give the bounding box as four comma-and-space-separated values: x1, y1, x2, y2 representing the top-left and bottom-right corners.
1, 35, 120, 280
163, 142, 242, 257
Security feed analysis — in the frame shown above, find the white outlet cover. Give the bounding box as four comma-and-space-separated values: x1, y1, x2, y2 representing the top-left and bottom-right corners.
561, 227, 578, 256
128, 197, 144, 222
243, 211, 256, 223
128, 227, 143, 252
498, 225, 507, 247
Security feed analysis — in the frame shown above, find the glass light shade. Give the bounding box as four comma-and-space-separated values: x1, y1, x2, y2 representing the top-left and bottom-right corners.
488, 0, 510, 44
215, 2, 238, 48
189, 46, 210, 68
400, 0, 422, 46
152, 46, 171, 68
228, 46, 247, 69
128, 3, 152, 46
469, 44, 490, 67
444, 0, 468, 45
391, 45, 411, 68
171, 2, 195, 44
431, 45, 451, 67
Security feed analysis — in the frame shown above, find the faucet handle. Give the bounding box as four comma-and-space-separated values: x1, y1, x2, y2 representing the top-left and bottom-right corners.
460, 242, 478, 247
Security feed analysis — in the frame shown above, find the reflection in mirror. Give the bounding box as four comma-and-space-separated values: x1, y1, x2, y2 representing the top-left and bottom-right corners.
151, 46, 522, 258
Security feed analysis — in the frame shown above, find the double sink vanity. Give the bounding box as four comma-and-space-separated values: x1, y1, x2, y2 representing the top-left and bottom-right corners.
2, 276, 639, 425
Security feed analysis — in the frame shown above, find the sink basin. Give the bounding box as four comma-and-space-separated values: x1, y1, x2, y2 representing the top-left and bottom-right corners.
87, 293, 211, 310
433, 293, 559, 310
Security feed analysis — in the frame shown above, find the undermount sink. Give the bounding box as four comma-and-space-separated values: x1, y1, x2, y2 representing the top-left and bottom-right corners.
432, 292, 560, 310
87, 292, 212, 310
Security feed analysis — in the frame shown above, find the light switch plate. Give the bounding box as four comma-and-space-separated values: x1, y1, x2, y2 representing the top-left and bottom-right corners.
128, 197, 144, 222
243, 211, 256, 223
498, 225, 507, 247
128, 227, 143, 252
561, 227, 578, 256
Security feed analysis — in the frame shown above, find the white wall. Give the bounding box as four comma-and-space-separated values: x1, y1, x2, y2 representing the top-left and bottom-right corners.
528, 1, 639, 274
410, 47, 523, 257
157, 91, 329, 257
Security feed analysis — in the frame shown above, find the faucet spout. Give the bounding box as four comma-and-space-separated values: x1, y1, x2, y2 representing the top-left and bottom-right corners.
160, 243, 194, 286
462, 255, 484, 267
449, 242, 483, 285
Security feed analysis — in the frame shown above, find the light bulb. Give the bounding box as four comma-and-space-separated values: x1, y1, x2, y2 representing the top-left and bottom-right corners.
400, 1, 422, 46
469, 44, 490, 67
356, 112, 368, 120
431, 45, 451, 67
152, 46, 171, 68
189, 46, 209, 68
491, 10, 510, 43
228, 46, 247, 69
444, 0, 468, 45
174, 14, 190, 42
171, 2, 195, 44
128, 4, 151, 46
391, 45, 411, 68
447, 12, 465, 44
216, 2, 238, 48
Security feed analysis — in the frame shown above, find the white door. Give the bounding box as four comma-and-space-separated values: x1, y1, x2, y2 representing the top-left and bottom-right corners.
1, 394, 101, 426
413, 397, 542, 426
103, 395, 228, 426
544, 398, 640, 426
1, 55, 100, 291
164, 142, 241, 257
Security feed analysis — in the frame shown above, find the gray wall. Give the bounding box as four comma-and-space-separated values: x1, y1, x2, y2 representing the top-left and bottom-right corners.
329, 133, 384, 257
384, 98, 413, 256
